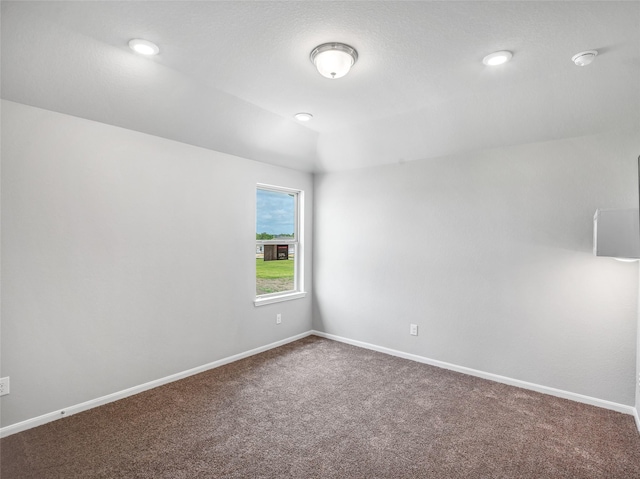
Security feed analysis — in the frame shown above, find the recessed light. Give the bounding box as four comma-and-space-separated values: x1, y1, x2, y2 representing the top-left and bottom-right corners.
482, 50, 513, 66
294, 113, 313, 122
571, 50, 598, 66
310, 43, 358, 79
128, 39, 159, 56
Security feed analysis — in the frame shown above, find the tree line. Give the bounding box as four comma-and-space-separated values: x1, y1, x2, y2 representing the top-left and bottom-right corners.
256, 233, 294, 240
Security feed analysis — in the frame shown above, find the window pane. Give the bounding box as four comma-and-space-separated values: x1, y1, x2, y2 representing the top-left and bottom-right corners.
256, 188, 298, 296
256, 245, 295, 296
256, 189, 295, 239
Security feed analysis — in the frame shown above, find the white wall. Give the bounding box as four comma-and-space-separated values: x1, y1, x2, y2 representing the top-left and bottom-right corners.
314, 129, 639, 406
0, 100, 313, 428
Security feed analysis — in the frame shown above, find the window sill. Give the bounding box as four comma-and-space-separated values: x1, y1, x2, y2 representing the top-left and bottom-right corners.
254, 291, 307, 307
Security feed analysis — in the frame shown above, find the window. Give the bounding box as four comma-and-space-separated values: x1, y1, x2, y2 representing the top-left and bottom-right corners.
255, 185, 305, 305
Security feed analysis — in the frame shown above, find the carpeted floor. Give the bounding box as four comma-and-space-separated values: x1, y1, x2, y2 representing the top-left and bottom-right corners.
2, 336, 639, 478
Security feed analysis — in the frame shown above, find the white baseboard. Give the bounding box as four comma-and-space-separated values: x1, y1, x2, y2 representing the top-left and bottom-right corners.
0, 331, 312, 438
3, 330, 637, 438
311, 330, 637, 417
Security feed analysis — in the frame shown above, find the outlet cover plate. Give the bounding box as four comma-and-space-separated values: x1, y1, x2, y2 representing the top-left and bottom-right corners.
0, 377, 9, 396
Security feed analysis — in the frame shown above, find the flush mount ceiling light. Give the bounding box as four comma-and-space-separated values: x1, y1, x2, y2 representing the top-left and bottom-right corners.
310, 43, 358, 79
571, 50, 598, 66
294, 113, 313, 122
128, 39, 159, 56
482, 50, 513, 66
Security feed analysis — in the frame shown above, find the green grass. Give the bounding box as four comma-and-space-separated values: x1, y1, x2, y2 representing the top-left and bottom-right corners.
256, 258, 294, 279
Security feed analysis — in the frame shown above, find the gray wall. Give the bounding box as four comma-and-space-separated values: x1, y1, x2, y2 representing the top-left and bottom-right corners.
313, 129, 639, 406
1, 100, 313, 427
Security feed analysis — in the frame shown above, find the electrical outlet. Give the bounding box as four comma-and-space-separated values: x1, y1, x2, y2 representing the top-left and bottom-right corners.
276, 313, 282, 324
410, 324, 418, 336
0, 377, 10, 396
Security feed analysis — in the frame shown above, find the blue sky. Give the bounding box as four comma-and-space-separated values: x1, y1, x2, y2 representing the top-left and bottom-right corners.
256, 189, 295, 235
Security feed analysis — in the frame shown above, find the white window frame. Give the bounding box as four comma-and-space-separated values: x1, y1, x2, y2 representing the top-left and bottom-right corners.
254, 184, 306, 306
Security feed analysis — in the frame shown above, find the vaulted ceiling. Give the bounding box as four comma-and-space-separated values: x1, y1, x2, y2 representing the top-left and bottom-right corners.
2, 1, 639, 172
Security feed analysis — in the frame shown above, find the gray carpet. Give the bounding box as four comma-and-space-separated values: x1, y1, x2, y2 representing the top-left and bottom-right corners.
2, 336, 639, 478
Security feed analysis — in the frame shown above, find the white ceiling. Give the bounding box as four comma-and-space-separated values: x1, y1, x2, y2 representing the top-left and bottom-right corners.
2, 1, 639, 172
